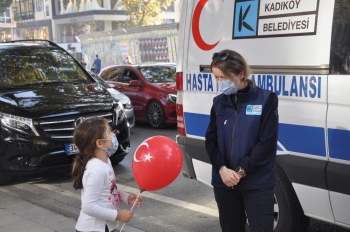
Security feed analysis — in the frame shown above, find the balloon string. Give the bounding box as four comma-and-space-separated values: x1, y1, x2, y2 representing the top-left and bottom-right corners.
119, 192, 141, 232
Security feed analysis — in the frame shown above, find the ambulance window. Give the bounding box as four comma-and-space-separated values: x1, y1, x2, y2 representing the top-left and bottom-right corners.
330, 0, 350, 74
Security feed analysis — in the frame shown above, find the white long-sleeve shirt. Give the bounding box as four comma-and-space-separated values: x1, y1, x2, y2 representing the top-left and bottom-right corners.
75, 158, 130, 232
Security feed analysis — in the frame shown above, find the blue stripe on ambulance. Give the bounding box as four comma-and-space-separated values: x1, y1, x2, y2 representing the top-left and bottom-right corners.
184, 112, 350, 160
184, 112, 210, 138
278, 124, 325, 157
328, 128, 350, 160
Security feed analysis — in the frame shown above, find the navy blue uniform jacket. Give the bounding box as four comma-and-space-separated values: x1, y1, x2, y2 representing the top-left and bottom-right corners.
205, 83, 278, 190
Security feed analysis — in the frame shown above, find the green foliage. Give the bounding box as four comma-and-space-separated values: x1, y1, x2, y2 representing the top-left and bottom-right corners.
334, 0, 350, 23
0, 0, 12, 13
118, 0, 174, 27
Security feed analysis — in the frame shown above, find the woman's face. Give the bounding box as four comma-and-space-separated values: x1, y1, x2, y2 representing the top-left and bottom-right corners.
212, 67, 242, 84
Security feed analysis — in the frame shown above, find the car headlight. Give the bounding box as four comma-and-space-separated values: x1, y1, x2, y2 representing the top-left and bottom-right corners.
0, 112, 39, 136
166, 93, 177, 103
125, 100, 133, 110
114, 102, 126, 124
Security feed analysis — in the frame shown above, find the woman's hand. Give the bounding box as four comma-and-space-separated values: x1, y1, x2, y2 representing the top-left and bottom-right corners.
116, 209, 133, 223
219, 166, 241, 188
127, 194, 142, 208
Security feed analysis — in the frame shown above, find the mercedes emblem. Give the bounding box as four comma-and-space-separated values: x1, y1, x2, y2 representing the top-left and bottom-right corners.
75, 117, 85, 128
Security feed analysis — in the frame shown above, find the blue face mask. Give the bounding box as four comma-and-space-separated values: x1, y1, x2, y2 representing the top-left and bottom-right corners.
218, 77, 240, 95
218, 79, 234, 95
217, 80, 235, 95
101, 136, 119, 157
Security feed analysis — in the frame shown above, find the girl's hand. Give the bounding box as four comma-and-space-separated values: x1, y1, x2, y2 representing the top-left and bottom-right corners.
128, 194, 142, 208
116, 209, 133, 223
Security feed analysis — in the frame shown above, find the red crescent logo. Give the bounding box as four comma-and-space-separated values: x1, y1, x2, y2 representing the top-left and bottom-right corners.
192, 0, 221, 51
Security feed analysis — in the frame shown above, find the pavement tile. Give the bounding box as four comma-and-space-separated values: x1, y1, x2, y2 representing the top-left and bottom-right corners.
0, 217, 55, 232
0, 209, 22, 226
6, 202, 51, 218
0, 197, 34, 209
47, 218, 77, 232
24, 210, 69, 226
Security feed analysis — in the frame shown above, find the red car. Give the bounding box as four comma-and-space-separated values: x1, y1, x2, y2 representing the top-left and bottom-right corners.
99, 63, 177, 128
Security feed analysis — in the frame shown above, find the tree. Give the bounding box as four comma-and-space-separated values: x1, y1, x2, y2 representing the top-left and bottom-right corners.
333, 0, 350, 24
0, 0, 12, 13
118, 0, 174, 27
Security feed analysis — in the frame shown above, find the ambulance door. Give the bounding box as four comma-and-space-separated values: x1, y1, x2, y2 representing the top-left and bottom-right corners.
326, 0, 350, 226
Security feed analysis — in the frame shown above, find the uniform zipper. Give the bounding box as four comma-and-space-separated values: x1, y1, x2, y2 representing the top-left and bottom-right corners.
230, 95, 238, 169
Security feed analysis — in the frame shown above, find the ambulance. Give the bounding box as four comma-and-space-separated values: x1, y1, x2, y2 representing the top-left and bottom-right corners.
176, 0, 350, 231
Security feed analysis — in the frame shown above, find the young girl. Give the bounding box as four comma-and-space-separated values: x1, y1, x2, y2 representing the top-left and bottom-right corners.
72, 117, 142, 232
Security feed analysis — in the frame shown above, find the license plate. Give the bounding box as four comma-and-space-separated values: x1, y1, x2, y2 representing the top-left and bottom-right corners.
65, 143, 79, 155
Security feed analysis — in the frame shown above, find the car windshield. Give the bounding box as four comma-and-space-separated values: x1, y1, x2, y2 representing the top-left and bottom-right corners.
0, 46, 92, 89
89, 70, 110, 88
138, 65, 176, 83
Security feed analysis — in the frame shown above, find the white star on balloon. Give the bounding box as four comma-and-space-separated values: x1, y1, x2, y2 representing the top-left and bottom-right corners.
144, 154, 153, 162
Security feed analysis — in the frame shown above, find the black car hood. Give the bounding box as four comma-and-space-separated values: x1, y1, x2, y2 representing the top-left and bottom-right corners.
0, 84, 114, 118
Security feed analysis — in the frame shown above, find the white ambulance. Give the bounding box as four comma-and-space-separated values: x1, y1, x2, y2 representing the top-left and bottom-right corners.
176, 0, 350, 231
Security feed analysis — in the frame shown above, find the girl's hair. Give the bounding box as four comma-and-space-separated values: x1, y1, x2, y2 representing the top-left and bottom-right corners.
211, 49, 251, 83
71, 117, 108, 190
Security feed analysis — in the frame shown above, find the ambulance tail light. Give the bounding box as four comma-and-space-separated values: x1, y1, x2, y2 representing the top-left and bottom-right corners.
177, 103, 186, 136
176, 72, 186, 136
176, 72, 183, 90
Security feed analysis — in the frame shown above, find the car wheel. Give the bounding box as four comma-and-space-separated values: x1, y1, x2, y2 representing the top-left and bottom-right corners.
273, 163, 309, 231
0, 172, 12, 186
245, 163, 309, 231
147, 101, 165, 129
245, 194, 279, 232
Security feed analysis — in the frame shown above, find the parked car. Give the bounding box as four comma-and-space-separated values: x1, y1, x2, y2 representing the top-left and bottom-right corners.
0, 40, 130, 185
99, 63, 177, 128
87, 70, 135, 128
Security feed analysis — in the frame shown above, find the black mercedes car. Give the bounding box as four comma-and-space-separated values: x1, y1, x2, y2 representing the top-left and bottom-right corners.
0, 40, 130, 185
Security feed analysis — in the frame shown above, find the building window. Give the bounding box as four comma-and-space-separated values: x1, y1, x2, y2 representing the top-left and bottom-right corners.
34, 0, 45, 12
14, 0, 35, 21
163, 19, 175, 24
46, 0, 49, 16
57, 0, 105, 15
58, 21, 105, 43
162, 2, 174, 12
14, 26, 49, 40
0, 7, 12, 23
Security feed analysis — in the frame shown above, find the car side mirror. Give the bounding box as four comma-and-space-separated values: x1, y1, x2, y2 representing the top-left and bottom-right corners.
129, 80, 141, 86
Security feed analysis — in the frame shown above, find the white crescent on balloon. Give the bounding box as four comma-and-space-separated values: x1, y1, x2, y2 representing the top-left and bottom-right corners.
133, 141, 150, 163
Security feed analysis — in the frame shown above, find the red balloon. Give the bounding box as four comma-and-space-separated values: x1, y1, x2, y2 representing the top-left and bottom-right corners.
132, 136, 183, 191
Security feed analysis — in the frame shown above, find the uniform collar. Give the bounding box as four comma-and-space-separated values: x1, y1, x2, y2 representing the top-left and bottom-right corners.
220, 83, 255, 107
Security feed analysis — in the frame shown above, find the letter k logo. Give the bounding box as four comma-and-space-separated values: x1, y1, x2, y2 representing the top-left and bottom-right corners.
232, 0, 258, 38
238, 5, 254, 32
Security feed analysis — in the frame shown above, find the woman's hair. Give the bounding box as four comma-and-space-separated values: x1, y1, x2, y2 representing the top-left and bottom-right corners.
71, 117, 108, 190
211, 49, 251, 82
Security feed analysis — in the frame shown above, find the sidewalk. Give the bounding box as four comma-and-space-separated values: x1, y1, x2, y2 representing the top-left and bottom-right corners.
0, 190, 76, 232
0, 191, 143, 232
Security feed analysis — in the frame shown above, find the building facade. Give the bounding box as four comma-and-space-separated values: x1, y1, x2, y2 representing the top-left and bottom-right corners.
1, 0, 181, 44
78, 23, 179, 69
0, 5, 15, 41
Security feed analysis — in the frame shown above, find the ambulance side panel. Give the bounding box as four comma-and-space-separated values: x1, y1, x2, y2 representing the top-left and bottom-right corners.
327, 75, 350, 226
176, 0, 350, 228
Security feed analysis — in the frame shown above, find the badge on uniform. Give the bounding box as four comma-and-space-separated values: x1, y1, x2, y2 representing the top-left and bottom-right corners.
246, 105, 262, 115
